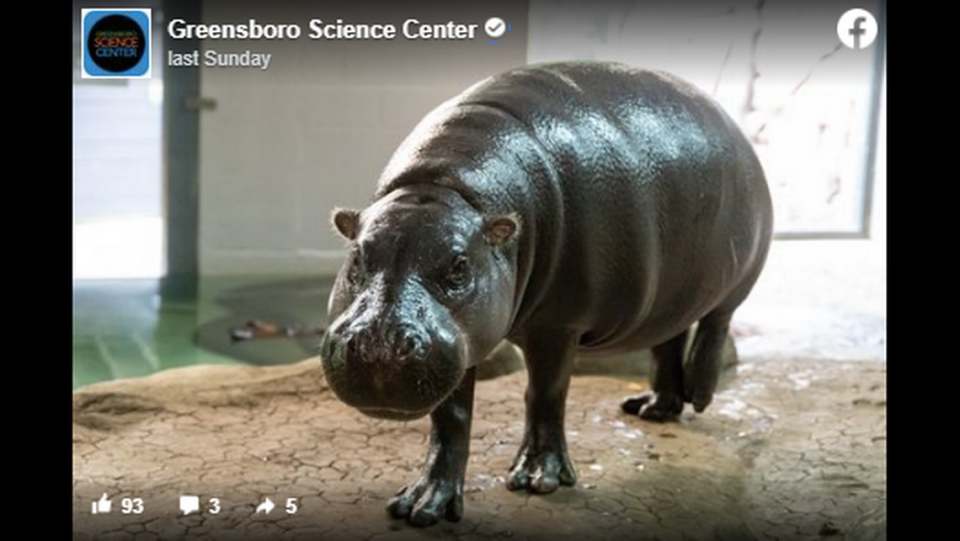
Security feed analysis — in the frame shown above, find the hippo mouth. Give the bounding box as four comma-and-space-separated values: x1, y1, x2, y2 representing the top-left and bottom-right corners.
357, 405, 433, 421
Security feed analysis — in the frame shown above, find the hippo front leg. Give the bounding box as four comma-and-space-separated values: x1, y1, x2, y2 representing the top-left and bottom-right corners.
507, 329, 579, 493
388, 367, 476, 527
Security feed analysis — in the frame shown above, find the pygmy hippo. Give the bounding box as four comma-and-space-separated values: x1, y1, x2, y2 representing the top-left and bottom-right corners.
320, 61, 773, 526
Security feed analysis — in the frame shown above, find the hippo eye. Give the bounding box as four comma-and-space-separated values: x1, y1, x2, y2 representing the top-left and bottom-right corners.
444, 254, 472, 292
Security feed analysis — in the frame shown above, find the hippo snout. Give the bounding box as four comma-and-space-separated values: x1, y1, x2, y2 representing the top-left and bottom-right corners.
339, 324, 431, 370
320, 317, 466, 420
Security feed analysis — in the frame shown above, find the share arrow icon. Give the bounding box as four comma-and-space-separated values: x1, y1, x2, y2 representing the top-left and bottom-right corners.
255, 497, 275, 514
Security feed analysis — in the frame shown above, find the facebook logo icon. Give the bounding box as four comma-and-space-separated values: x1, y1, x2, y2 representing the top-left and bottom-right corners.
838, 9, 878, 50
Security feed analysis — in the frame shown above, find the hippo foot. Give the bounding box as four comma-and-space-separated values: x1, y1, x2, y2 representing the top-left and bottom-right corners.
621, 391, 683, 422
387, 473, 464, 527
507, 437, 578, 494
684, 388, 714, 413
683, 380, 715, 413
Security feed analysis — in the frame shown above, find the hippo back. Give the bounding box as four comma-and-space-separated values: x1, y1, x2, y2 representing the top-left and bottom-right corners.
376, 61, 773, 353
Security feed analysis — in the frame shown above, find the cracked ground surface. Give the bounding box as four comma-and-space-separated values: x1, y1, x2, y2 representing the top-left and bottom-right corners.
73, 357, 885, 541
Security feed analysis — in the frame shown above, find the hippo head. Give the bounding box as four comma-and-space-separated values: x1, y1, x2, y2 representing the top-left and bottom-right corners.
320, 185, 520, 421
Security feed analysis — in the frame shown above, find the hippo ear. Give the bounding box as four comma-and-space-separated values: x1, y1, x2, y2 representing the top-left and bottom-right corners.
484, 213, 521, 247
331, 208, 361, 241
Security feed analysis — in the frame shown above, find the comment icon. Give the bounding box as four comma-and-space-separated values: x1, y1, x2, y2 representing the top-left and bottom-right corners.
179, 495, 200, 515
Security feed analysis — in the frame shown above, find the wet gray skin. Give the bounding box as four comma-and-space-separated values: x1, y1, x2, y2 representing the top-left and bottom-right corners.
320, 61, 773, 527
321, 186, 517, 421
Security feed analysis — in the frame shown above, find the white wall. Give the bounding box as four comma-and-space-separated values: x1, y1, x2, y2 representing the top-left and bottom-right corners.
194, 0, 884, 276
870, 63, 886, 243
196, 1, 528, 276
527, 0, 883, 237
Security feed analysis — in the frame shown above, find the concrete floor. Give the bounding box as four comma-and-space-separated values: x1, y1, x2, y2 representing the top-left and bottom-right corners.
733, 239, 885, 363
73, 356, 885, 541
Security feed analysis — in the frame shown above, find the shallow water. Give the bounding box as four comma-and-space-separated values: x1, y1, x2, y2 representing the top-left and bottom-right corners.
72, 276, 332, 389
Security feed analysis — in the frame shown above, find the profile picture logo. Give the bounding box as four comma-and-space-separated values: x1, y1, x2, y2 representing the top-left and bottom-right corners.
81, 9, 151, 78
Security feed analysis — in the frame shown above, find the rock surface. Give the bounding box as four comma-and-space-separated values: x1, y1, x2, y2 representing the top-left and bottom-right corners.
73, 357, 885, 541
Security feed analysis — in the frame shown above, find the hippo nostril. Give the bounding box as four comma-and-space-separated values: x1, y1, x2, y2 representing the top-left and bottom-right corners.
395, 329, 428, 363
358, 327, 388, 365
396, 335, 415, 360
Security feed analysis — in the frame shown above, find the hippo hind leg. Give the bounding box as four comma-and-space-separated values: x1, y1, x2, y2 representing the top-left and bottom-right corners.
683, 309, 735, 412
621, 329, 689, 422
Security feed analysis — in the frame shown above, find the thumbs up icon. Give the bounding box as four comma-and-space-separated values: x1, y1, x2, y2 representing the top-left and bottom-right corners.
91, 493, 112, 514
